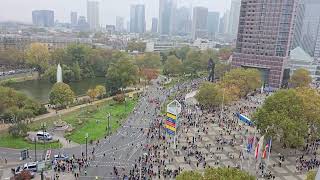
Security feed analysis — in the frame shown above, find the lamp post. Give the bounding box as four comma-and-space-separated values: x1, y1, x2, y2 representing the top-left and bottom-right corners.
85, 133, 88, 161
106, 113, 111, 136
41, 122, 46, 160
34, 137, 37, 162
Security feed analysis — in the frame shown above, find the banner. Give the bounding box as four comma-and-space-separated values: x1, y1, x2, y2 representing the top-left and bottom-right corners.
165, 112, 177, 135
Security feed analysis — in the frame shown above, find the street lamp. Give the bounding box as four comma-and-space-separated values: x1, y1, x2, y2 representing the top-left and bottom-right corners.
34, 137, 37, 162
106, 113, 111, 136
85, 133, 88, 161
41, 122, 46, 159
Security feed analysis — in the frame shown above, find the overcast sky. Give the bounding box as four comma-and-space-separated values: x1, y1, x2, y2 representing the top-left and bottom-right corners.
0, 0, 231, 29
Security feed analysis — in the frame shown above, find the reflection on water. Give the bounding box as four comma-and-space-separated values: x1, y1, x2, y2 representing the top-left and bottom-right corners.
7, 77, 106, 103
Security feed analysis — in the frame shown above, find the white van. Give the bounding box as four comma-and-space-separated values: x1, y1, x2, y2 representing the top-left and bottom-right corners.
36, 131, 53, 140
23, 162, 37, 172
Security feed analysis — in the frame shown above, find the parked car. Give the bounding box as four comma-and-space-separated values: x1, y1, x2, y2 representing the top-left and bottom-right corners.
36, 131, 53, 141
23, 162, 38, 172
54, 154, 69, 161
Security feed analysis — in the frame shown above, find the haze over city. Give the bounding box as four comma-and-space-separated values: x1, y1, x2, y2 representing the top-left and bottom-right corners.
0, 0, 231, 28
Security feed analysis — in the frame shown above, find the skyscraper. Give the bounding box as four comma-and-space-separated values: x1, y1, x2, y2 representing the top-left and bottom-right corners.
32, 10, 54, 27
192, 7, 208, 40
207, 12, 220, 40
116, 16, 124, 32
174, 7, 192, 36
292, 0, 320, 57
232, 0, 297, 88
228, 0, 241, 37
70, 12, 78, 26
159, 0, 174, 35
130, 4, 146, 34
87, 0, 100, 31
152, 18, 158, 33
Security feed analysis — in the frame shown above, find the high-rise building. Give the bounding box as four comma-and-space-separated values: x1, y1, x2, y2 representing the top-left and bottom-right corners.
130, 4, 146, 34
227, 0, 241, 37
87, 0, 100, 31
152, 18, 158, 33
116, 16, 124, 32
207, 12, 220, 40
70, 12, 78, 26
292, 0, 320, 57
32, 10, 54, 27
77, 16, 90, 32
159, 0, 175, 35
232, 0, 297, 88
192, 7, 208, 40
174, 7, 192, 36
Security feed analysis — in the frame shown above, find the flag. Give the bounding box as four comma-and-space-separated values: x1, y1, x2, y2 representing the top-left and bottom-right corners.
255, 135, 264, 159
267, 138, 272, 161
262, 144, 269, 159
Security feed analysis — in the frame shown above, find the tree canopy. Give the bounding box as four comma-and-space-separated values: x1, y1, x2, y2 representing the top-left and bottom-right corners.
49, 82, 75, 107
176, 167, 255, 180
253, 88, 320, 147
163, 55, 184, 76
0, 86, 46, 123
105, 58, 139, 95
26, 43, 50, 75
289, 68, 312, 88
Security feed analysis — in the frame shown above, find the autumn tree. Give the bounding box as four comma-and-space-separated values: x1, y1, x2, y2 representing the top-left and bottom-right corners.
87, 88, 98, 102
289, 68, 312, 88
95, 85, 107, 99
140, 68, 159, 85
49, 82, 75, 108
214, 63, 231, 79
218, 47, 233, 61
163, 55, 184, 76
26, 43, 50, 76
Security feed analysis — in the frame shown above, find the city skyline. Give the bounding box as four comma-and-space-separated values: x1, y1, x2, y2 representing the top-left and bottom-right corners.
0, 0, 231, 29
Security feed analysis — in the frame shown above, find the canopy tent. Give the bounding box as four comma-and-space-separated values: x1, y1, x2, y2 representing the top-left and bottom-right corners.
236, 113, 254, 126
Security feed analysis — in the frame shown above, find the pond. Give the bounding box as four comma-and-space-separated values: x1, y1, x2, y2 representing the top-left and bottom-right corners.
7, 77, 106, 103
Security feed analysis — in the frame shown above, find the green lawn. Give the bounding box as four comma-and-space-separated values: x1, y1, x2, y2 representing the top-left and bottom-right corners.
0, 134, 61, 150
65, 98, 137, 144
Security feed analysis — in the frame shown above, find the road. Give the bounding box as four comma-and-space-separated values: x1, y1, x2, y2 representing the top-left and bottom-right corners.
0, 77, 168, 179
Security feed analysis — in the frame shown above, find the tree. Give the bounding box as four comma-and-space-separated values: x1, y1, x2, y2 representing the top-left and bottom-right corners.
49, 82, 75, 107
305, 171, 316, 180
15, 170, 32, 180
289, 68, 312, 88
253, 89, 309, 147
295, 87, 320, 140
204, 167, 255, 180
163, 55, 184, 76
215, 63, 231, 79
106, 58, 139, 95
176, 171, 203, 180
113, 94, 125, 103
140, 68, 159, 85
218, 47, 233, 61
26, 43, 50, 76
176, 168, 254, 180
127, 41, 146, 52
135, 53, 161, 70
0, 86, 45, 122
222, 68, 261, 98
183, 50, 203, 75
196, 82, 224, 108
8, 123, 28, 137
95, 85, 107, 99
87, 88, 98, 101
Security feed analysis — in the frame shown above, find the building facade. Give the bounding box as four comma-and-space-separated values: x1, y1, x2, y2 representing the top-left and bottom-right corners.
227, 0, 241, 37
232, 0, 297, 88
87, 1, 100, 31
151, 18, 158, 33
292, 0, 320, 57
32, 10, 54, 27
159, 0, 175, 35
174, 7, 192, 36
70, 12, 78, 26
116, 16, 124, 32
207, 11, 220, 40
192, 7, 208, 40
130, 4, 146, 34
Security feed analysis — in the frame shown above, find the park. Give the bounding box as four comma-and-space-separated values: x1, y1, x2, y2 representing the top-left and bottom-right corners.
0, 44, 318, 180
